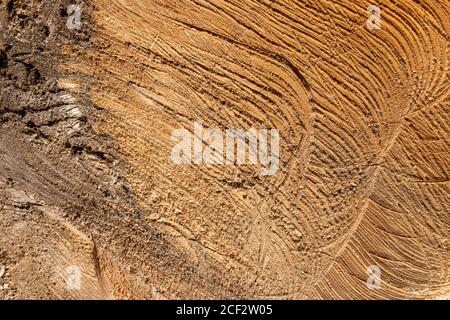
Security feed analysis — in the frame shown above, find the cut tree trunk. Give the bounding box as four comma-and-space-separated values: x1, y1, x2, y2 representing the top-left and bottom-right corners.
0, 0, 448, 299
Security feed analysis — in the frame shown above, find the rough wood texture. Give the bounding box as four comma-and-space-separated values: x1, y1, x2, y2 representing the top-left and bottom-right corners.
0, 0, 449, 299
